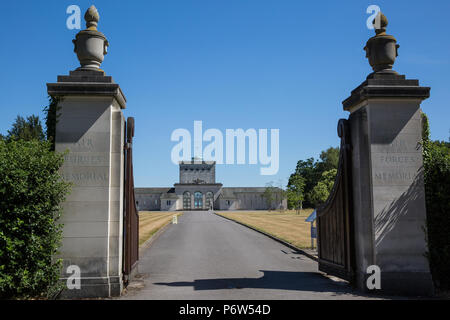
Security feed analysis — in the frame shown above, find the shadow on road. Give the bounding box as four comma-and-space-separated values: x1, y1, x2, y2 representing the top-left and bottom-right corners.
154, 270, 359, 295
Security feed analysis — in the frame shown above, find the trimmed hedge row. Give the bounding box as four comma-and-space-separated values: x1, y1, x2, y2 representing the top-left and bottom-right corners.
0, 139, 70, 299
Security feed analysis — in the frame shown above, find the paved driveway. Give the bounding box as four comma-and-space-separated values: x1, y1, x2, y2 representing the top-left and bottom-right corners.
120, 211, 380, 300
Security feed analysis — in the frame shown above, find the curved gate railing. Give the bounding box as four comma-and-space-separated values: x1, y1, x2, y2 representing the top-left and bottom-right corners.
123, 117, 139, 283
316, 119, 355, 283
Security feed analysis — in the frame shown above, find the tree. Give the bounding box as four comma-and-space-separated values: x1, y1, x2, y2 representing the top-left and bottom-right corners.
293, 158, 319, 192
7, 115, 45, 141
316, 147, 340, 173
287, 174, 306, 214
287, 158, 318, 208
43, 96, 61, 151
287, 147, 340, 209
263, 182, 276, 210
309, 169, 337, 208
422, 112, 450, 290
275, 179, 288, 211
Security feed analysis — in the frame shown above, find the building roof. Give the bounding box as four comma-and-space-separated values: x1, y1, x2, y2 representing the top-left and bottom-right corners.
135, 187, 279, 198
223, 187, 270, 193
220, 188, 238, 199
179, 158, 216, 165
135, 187, 173, 194
160, 193, 179, 199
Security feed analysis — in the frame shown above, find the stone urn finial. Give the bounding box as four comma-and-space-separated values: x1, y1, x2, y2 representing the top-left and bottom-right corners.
84, 5, 100, 30
72, 5, 109, 70
374, 11, 388, 35
364, 12, 400, 76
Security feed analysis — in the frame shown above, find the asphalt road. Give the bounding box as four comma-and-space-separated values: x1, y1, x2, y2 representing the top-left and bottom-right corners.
120, 211, 379, 300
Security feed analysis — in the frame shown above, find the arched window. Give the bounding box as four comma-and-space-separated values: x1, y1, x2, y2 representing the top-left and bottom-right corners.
206, 192, 214, 210
194, 192, 203, 209
183, 192, 191, 210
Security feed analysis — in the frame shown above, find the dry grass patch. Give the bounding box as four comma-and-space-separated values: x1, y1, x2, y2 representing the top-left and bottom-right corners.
139, 211, 183, 246
216, 209, 315, 249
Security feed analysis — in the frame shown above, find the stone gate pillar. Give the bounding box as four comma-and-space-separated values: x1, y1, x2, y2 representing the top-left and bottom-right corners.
343, 13, 433, 295
47, 6, 126, 298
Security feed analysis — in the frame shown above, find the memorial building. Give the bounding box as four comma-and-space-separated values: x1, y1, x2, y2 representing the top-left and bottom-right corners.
135, 160, 286, 211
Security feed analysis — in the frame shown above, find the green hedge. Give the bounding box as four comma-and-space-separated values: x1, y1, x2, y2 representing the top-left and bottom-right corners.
422, 113, 450, 290
0, 139, 70, 299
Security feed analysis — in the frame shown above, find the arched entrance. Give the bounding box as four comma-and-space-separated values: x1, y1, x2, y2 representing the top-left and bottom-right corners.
194, 191, 203, 209
206, 191, 214, 210
183, 191, 191, 210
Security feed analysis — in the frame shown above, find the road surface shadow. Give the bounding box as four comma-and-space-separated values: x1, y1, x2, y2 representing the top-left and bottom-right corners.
154, 270, 372, 296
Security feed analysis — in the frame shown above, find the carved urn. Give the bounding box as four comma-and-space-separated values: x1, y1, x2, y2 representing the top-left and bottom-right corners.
364, 12, 399, 74
72, 5, 109, 70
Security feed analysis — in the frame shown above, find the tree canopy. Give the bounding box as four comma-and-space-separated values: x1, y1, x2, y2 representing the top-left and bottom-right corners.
422, 113, 450, 290
0, 100, 70, 298
6, 115, 45, 142
287, 147, 339, 209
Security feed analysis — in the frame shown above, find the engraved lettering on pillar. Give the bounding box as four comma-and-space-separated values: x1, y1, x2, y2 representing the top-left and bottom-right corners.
59, 132, 111, 187
372, 135, 422, 187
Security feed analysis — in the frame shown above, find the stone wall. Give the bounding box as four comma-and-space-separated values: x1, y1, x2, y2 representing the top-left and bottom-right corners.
218, 188, 286, 210
135, 188, 170, 211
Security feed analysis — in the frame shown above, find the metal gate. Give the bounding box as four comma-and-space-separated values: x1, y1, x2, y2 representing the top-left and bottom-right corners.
123, 117, 139, 283
316, 119, 355, 283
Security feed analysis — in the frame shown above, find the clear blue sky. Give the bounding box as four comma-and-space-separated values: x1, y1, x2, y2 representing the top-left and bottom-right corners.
0, 0, 449, 187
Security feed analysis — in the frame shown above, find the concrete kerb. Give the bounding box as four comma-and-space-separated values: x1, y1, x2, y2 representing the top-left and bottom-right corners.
213, 211, 318, 262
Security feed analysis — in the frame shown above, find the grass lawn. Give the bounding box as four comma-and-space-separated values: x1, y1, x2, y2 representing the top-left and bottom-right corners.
216, 209, 316, 249
138, 211, 183, 246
